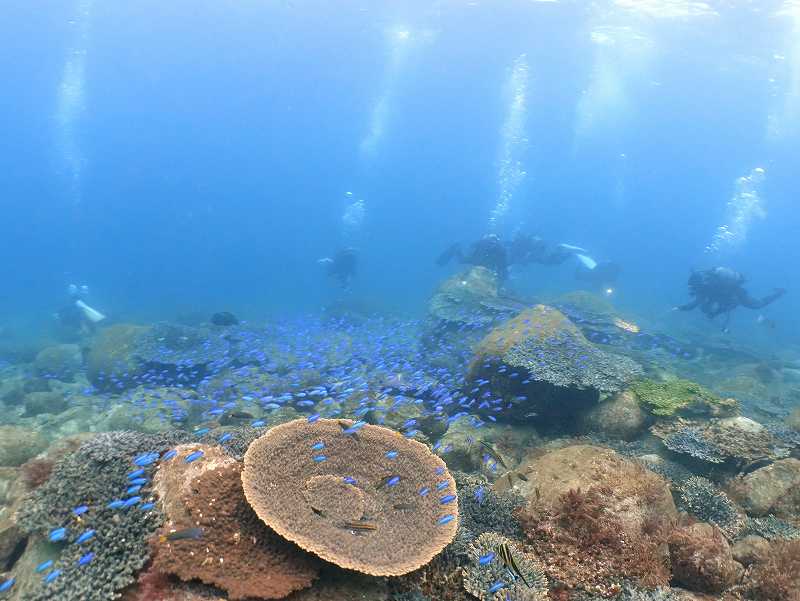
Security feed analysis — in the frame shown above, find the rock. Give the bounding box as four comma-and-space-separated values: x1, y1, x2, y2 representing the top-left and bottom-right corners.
669, 523, 742, 593
0, 427, 48, 467
727, 458, 800, 518
732, 535, 771, 566
468, 305, 642, 422
629, 378, 738, 418
515, 444, 677, 534
85, 323, 149, 391
34, 344, 83, 381
23, 391, 69, 416
788, 407, 800, 431
580, 389, 650, 440
438, 418, 537, 475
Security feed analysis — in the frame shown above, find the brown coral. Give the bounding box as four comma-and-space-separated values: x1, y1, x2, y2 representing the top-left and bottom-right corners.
152, 444, 319, 600
668, 523, 742, 594
242, 418, 459, 576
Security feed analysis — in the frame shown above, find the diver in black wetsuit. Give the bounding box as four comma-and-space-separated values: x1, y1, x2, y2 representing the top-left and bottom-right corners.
437, 233, 617, 286
318, 248, 358, 288
674, 267, 786, 330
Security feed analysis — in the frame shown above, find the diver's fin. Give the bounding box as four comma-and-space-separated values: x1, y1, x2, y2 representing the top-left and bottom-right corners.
75, 300, 106, 323
557, 243, 588, 253
575, 254, 598, 270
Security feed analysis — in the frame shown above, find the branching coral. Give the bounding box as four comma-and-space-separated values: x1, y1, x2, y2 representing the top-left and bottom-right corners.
462, 532, 548, 601
16, 431, 191, 601
679, 477, 746, 540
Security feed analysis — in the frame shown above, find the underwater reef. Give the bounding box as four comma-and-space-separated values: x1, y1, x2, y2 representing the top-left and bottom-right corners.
1, 287, 800, 601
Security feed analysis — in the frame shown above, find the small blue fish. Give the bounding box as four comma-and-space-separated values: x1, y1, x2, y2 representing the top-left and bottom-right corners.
313, 455, 327, 463
35, 560, 54, 573
133, 452, 160, 467
436, 481, 449, 491
385, 450, 398, 460
126, 485, 142, 495
193, 427, 210, 436
184, 450, 204, 463
435, 466, 445, 475
107, 500, 125, 510
0, 578, 15, 593
44, 570, 61, 584
139, 502, 156, 511
75, 530, 95, 544
122, 496, 141, 508
78, 552, 94, 566
72, 505, 89, 517
218, 433, 233, 444
251, 420, 266, 427
440, 494, 456, 504
478, 551, 495, 565
307, 413, 321, 423
129, 477, 148, 486
474, 486, 485, 505
161, 449, 178, 461
49, 527, 67, 542
437, 514, 455, 525
127, 469, 146, 479
488, 581, 505, 594
404, 429, 419, 438
419, 487, 430, 497
386, 475, 400, 487
311, 442, 325, 451
343, 476, 357, 485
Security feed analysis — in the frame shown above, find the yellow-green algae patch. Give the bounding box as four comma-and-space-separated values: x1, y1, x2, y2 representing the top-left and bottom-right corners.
630, 378, 738, 417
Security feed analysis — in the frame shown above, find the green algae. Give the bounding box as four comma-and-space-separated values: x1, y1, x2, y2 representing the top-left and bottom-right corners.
630, 378, 738, 417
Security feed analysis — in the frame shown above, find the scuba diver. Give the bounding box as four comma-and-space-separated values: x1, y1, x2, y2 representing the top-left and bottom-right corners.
438, 233, 619, 289
318, 248, 358, 289
674, 267, 786, 331
437, 234, 510, 279
55, 284, 106, 337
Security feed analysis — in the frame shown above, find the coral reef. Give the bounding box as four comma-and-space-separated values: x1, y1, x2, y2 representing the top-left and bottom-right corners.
428, 267, 508, 328
242, 418, 459, 576
451, 472, 523, 556
743, 515, 800, 541
678, 477, 745, 540
462, 531, 548, 601
667, 523, 742, 594
469, 306, 642, 421
152, 444, 319, 599
629, 378, 737, 418
23, 390, 69, 417
16, 430, 191, 601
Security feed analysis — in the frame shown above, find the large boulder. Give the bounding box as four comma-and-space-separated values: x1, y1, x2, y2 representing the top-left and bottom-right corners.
669, 523, 742, 594
0, 426, 48, 467
580, 389, 650, 440
468, 305, 642, 421
514, 444, 677, 524
85, 324, 149, 391
23, 390, 69, 416
727, 458, 800, 518
34, 344, 83, 382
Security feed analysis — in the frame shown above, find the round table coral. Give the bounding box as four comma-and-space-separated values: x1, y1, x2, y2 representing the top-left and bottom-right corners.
242, 418, 459, 576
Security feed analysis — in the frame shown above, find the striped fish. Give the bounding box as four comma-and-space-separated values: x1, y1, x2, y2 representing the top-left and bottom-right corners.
497, 542, 530, 588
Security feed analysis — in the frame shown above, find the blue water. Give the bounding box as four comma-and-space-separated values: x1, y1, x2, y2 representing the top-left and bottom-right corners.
2, 0, 799, 347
